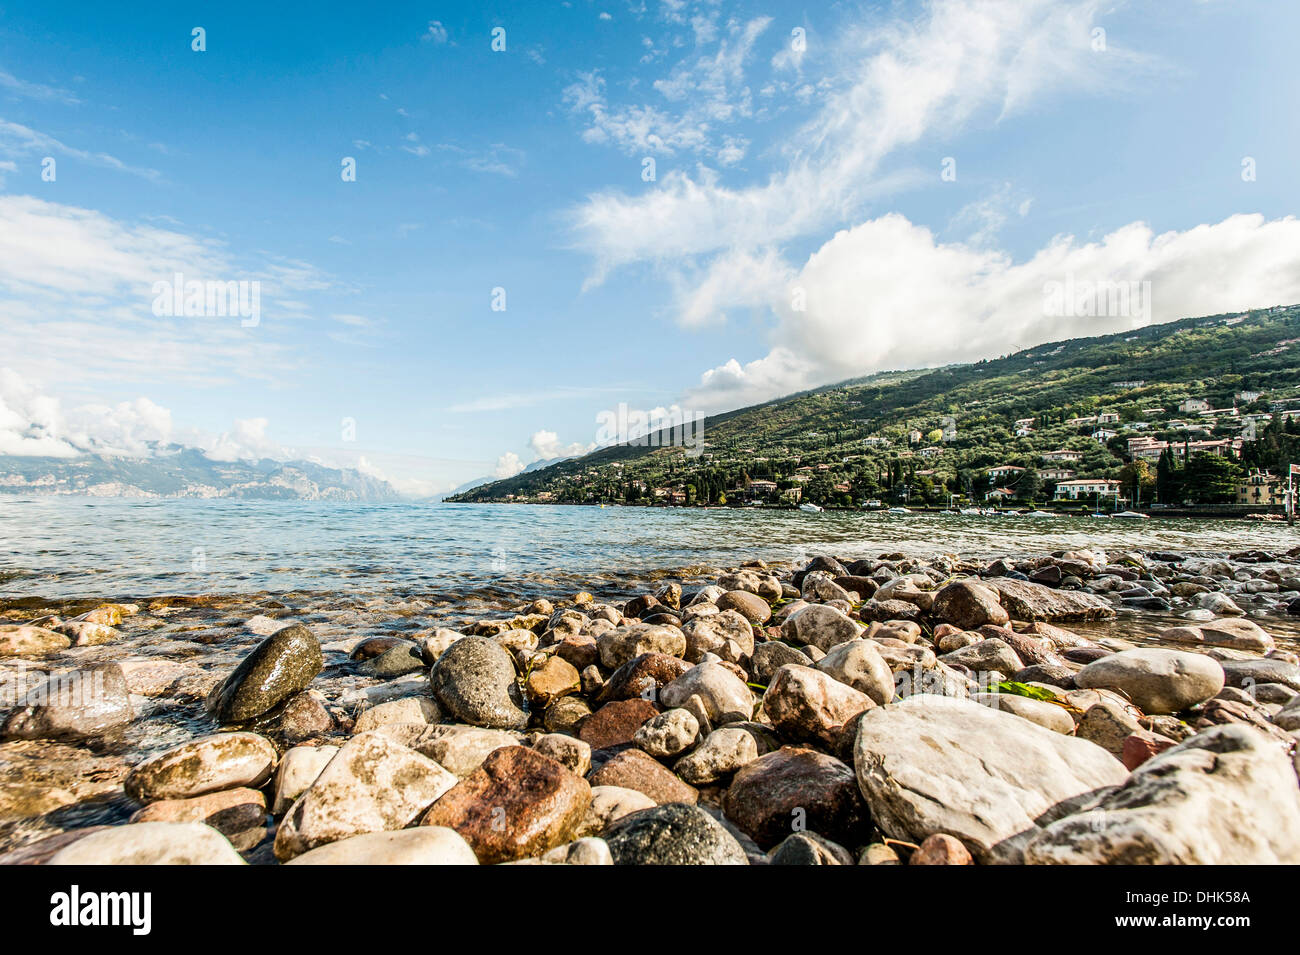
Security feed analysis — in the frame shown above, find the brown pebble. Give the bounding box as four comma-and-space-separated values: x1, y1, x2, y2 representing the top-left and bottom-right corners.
910, 833, 974, 865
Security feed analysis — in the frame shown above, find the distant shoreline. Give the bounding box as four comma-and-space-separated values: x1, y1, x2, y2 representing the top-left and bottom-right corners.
446, 498, 1290, 521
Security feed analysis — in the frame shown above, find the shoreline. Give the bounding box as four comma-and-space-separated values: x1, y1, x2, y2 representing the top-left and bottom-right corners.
2, 543, 1299, 865
448, 497, 1294, 520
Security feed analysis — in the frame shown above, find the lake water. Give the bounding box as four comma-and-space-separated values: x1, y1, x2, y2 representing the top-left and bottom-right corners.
1, 498, 1294, 601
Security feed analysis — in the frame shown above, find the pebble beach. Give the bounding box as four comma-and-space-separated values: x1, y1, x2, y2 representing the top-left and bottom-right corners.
2, 543, 1300, 865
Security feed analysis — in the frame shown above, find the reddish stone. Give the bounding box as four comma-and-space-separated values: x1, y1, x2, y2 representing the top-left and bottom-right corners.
555, 634, 599, 671
421, 746, 591, 864
1121, 730, 1176, 771
578, 698, 660, 750
586, 748, 698, 805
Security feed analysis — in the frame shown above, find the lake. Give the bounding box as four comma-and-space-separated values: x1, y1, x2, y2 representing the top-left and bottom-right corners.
1, 498, 1295, 601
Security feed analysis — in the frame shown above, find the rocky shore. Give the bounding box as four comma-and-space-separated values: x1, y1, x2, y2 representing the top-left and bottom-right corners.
2, 545, 1300, 865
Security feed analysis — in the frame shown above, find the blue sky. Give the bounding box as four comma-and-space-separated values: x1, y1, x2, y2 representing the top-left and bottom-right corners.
2, 0, 1299, 494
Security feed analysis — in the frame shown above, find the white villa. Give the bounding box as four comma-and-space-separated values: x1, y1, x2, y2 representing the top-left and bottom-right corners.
1054, 479, 1121, 500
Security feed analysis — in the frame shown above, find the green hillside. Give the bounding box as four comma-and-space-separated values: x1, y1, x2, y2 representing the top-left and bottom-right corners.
449, 305, 1300, 509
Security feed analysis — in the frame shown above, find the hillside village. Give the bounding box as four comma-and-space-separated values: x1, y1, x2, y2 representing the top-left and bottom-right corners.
450, 306, 1300, 512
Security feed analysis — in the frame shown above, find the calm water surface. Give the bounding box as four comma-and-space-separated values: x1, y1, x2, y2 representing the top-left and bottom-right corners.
0, 498, 1294, 600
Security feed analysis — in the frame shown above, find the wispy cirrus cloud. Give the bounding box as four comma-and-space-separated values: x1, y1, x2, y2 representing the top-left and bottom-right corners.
0, 67, 80, 105
562, 14, 771, 164
448, 386, 632, 414
0, 118, 162, 181
570, 0, 1145, 278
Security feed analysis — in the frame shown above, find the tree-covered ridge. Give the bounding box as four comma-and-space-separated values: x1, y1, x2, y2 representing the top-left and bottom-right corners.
450, 305, 1300, 508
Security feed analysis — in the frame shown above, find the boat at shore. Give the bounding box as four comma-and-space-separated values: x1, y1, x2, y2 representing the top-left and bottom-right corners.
799, 502, 823, 513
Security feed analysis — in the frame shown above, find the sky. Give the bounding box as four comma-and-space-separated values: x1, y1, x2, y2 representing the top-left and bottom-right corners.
2, 0, 1300, 496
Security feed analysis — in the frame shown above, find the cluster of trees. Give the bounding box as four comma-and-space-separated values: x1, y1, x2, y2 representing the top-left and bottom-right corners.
1155, 450, 1241, 504
1241, 417, 1300, 473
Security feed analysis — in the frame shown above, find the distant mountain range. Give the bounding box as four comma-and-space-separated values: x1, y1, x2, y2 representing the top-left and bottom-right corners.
0, 447, 401, 501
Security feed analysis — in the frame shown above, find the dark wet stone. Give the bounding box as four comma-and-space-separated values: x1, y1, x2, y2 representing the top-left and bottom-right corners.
859, 599, 921, 623
206, 623, 323, 723
803, 556, 849, 578
350, 636, 410, 661
1029, 565, 1063, 586
605, 803, 748, 865
430, 636, 528, 730
832, 576, 879, 600
1122, 596, 1171, 612
596, 652, 692, 705
640, 612, 682, 627
768, 831, 853, 865
722, 746, 869, 849
358, 642, 426, 678
622, 595, 663, 619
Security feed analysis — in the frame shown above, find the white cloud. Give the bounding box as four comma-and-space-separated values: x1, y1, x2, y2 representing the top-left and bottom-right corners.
556, 0, 1237, 414
494, 451, 525, 478
569, 0, 1145, 275
0, 368, 79, 457
200, 418, 286, 463
683, 212, 1300, 412
0, 367, 173, 458
425, 21, 449, 44
529, 429, 594, 461
0, 195, 330, 386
